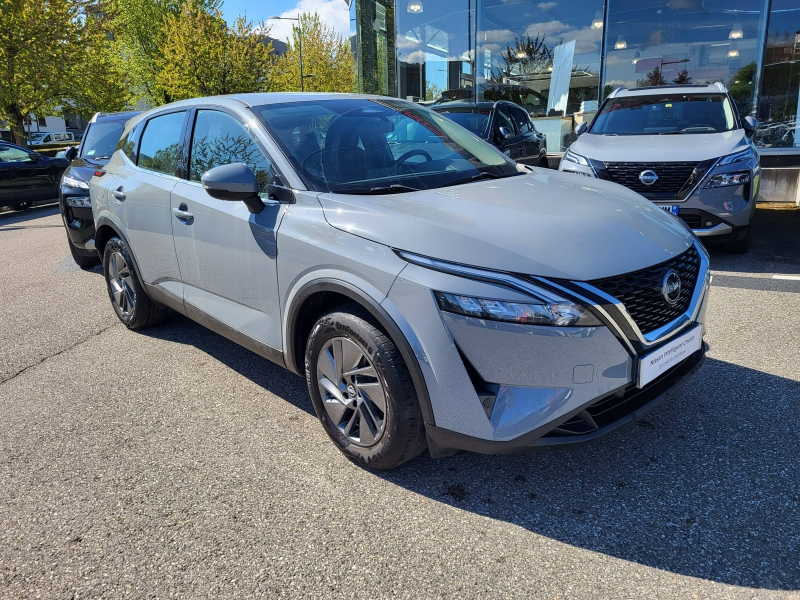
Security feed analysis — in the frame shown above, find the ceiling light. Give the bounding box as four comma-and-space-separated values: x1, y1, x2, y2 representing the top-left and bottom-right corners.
729, 22, 743, 39
728, 44, 739, 58
632, 51, 641, 64
516, 50, 526, 59
407, 0, 423, 13
615, 35, 627, 50
591, 11, 603, 29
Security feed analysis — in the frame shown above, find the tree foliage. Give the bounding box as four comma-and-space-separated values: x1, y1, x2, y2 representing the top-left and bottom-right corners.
156, 0, 279, 100
273, 13, 357, 93
0, 0, 79, 143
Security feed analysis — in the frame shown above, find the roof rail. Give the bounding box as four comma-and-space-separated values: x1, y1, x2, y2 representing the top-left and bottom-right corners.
608, 87, 627, 98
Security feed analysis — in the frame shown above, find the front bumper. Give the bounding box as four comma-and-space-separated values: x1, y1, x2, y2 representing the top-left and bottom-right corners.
426, 345, 705, 455
59, 190, 95, 249
384, 245, 710, 456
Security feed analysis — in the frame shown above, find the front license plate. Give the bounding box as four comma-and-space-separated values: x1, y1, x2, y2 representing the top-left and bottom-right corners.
637, 325, 703, 388
659, 204, 680, 216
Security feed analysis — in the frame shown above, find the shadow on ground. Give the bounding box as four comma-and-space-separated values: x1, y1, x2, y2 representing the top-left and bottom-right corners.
0, 204, 60, 228
140, 311, 800, 590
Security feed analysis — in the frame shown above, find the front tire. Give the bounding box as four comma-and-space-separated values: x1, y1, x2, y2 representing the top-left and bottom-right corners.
722, 224, 752, 253
69, 240, 101, 270
102, 236, 168, 329
305, 306, 427, 470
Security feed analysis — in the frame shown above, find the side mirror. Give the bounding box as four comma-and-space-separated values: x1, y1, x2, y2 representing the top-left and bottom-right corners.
29, 152, 41, 163
65, 146, 78, 161
497, 126, 512, 141
575, 122, 588, 136
743, 115, 758, 138
201, 163, 264, 215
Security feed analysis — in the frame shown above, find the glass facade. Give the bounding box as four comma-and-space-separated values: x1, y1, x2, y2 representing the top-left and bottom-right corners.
356, 0, 799, 154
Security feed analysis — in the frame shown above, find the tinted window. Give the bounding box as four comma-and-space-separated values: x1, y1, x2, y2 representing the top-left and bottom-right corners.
437, 110, 490, 137
592, 94, 736, 135
253, 98, 518, 194
510, 107, 531, 133
189, 110, 273, 195
137, 111, 185, 175
0, 144, 32, 162
115, 125, 138, 161
82, 122, 125, 159
495, 107, 516, 136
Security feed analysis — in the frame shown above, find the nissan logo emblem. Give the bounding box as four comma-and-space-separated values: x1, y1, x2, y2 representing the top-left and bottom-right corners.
639, 170, 659, 186
660, 269, 682, 306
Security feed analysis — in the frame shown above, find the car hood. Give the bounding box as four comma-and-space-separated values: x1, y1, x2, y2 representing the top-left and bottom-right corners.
571, 130, 748, 163
317, 170, 695, 281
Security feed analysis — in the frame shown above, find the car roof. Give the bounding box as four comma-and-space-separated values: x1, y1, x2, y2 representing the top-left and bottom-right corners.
432, 101, 496, 111
608, 83, 728, 98
90, 110, 144, 123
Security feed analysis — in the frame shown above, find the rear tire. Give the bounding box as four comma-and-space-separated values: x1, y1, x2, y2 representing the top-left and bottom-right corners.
722, 224, 752, 253
13, 201, 32, 211
102, 236, 168, 329
305, 305, 427, 470
69, 240, 101, 270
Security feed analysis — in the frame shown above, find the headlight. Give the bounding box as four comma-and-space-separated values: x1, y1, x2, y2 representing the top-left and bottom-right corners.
65, 195, 91, 208
62, 175, 89, 190
435, 291, 602, 327
718, 147, 755, 165
704, 171, 750, 189
563, 149, 590, 167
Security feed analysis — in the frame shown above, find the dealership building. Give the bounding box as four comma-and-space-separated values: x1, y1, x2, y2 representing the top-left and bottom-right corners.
351, 0, 800, 202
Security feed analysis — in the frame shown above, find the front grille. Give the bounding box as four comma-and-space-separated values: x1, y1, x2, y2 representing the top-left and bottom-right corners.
603, 162, 700, 199
589, 246, 701, 335
679, 213, 702, 229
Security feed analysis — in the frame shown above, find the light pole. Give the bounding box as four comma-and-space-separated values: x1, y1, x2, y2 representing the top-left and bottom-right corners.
269, 15, 309, 92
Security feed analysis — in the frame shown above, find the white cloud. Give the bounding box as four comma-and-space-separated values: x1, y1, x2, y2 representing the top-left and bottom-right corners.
265, 0, 352, 44
537, 2, 557, 10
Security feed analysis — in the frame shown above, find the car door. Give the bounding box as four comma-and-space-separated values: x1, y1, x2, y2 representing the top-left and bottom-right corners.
509, 106, 541, 164
0, 143, 53, 202
118, 110, 186, 291
170, 108, 286, 351
493, 106, 524, 160
0, 144, 17, 206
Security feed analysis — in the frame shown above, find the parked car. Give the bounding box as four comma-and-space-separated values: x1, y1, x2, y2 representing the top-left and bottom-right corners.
29, 132, 75, 146
90, 93, 709, 469
432, 100, 549, 167
560, 83, 759, 253
0, 141, 69, 211
60, 111, 141, 269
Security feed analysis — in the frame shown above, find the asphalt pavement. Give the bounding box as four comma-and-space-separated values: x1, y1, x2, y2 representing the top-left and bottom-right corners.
1, 203, 799, 599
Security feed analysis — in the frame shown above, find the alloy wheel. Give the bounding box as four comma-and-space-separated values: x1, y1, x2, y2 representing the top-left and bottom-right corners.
316, 337, 387, 447
108, 250, 134, 318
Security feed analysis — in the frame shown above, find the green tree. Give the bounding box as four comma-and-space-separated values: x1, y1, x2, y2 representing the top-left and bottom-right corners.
274, 13, 357, 93
0, 0, 80, 143
672, 69, 692, 85
156, 0, 279, 100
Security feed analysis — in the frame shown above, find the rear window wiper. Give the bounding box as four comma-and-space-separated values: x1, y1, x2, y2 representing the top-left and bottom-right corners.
341, 184, 421, 195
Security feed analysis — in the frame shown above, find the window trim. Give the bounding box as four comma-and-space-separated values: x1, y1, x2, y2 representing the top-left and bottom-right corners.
134, 108, 190, 178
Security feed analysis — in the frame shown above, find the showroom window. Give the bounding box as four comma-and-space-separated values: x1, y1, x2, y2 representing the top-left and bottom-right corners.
756, 0, 800, 150
603, 0, 770, 117
476, 0, 604, 150
394, 0, 476, 102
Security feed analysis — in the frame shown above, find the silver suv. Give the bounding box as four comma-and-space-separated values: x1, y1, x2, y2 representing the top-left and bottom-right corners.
560, 83, 759, 253
90, 93, 710, 469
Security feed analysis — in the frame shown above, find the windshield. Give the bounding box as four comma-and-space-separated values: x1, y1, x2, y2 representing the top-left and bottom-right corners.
81, 121, 125, 159
591, 93, 737, 135
251, 99, 518, 194
435, 109, 491, 138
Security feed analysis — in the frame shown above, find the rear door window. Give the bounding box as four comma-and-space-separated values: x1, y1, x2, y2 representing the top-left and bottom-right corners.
137, 111, 186, 176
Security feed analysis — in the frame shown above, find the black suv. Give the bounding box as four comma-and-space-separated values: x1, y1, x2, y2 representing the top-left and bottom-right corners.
60, 111, 141, 268
431, 100, 548, 167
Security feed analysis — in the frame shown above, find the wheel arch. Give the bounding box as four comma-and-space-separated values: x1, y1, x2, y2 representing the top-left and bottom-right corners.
284, 278, 435, 425
94, 216, 147, 292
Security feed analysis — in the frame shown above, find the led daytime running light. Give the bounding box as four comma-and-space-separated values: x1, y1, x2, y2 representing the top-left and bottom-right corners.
435, 292, 601, 327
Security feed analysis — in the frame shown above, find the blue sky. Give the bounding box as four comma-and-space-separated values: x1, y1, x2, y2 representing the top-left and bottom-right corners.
220, 0, 354, 44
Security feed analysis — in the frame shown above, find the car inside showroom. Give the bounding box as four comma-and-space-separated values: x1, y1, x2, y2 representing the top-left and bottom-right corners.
351, 0, 800, 202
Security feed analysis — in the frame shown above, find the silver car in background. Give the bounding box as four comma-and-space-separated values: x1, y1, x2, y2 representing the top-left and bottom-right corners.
90, 93, 709, 469
560, 83, 759, 253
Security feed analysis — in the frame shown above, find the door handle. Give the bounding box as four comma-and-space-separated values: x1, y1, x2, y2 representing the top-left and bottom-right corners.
172, 203, 193, 222
112, 187, 126, 201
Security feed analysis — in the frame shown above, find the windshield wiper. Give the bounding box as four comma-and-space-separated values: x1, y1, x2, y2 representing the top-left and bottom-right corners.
343, 184, 421, 195
440, 171, 520, 188
659, 131, 685, 135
